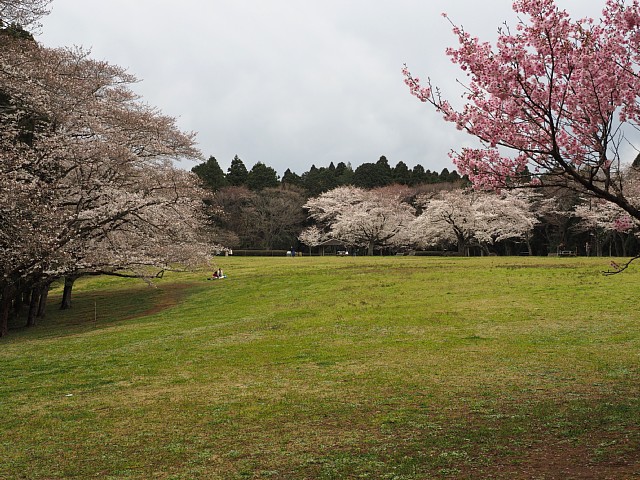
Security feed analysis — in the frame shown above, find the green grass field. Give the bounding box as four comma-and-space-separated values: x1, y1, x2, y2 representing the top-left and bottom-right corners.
1, 257, 639, 479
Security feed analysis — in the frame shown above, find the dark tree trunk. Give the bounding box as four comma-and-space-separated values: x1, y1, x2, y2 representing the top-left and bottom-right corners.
13, 289, 25, 318
1, 285, 13, 338
456, 232, 466, 256
1, 304, 8, 337
596, 236, 603, 257
23, 289, 31, 306
37, 283, 49, 318
60, 276, 76, 310
26, 287, 40, 327
618, 232, 628, 257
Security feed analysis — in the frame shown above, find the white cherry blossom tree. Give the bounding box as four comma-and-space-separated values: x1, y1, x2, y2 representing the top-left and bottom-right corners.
304, 186, 415, 255
0, 32, 209, 335
573, 199, 628, 257
298, 225, 324, 250
410, 189, 539, 255
0, 0, 51, 29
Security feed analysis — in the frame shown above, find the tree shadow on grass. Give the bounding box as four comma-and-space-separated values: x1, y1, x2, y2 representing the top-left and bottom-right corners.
8, 283, 196, 340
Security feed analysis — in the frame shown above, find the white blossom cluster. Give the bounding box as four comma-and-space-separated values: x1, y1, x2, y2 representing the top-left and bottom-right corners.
301, 186, 542, 256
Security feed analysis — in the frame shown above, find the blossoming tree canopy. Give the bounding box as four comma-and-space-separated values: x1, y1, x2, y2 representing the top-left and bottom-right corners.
0, 0, 51, 29
409, 189, 539, 255
0, 24, 209, 336
404, 0, 640, 222
303, 185, 416, 255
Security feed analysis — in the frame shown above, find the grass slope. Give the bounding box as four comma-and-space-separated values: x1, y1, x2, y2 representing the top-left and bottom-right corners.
1, 257, 639, 479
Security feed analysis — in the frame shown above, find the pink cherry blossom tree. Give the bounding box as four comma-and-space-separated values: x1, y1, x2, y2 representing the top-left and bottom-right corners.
404, 0, 640, 223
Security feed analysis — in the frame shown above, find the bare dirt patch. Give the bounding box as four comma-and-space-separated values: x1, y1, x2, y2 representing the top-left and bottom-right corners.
120, 283, 194, 320
462, 432, 640, 479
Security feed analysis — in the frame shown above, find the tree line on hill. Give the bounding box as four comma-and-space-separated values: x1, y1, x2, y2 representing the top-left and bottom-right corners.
191, 155, 464, 252
192, 154, 640, 258
192, 154, 462, 196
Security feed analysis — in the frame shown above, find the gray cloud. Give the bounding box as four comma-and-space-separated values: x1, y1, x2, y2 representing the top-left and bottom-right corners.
39, 0, 605, 176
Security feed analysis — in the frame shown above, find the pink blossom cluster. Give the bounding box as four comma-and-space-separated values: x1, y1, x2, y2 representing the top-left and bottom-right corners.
613, 215, 635, 232
403, 0, 640, 200
401, 65, 431, 103
450, 148, 529, 191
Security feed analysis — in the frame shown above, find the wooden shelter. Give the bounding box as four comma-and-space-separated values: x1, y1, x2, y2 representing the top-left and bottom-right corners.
316, 239, 348, 256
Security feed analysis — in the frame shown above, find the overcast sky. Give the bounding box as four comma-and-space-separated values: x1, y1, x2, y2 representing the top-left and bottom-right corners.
38, 1, 605, 176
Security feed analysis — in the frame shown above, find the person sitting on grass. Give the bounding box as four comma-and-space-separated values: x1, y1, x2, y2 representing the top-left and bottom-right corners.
210, 268, 225, 280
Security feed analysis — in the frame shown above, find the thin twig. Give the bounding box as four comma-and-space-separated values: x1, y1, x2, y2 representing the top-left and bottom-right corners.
602, 255, 640, 275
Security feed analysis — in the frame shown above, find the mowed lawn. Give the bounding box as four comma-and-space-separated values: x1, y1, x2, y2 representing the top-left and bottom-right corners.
1, 256, 639, 479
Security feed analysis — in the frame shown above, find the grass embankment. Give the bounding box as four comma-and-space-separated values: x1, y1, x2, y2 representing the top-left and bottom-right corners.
1, 257, 639, 479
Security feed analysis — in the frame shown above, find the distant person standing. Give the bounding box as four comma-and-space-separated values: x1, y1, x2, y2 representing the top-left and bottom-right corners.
290, 246, 296, 257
